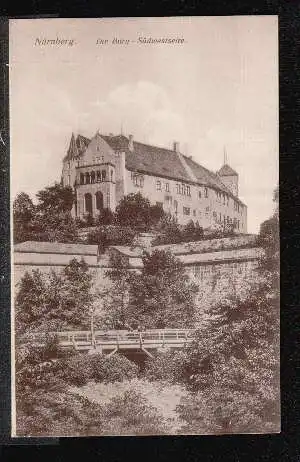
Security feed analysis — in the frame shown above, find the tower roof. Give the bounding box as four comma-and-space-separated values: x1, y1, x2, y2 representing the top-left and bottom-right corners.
218, 164, 238, 177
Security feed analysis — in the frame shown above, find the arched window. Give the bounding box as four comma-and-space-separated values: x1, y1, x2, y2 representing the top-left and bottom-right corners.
84, 193, 93, 214
95, 191, 104, 211
80, 173, 85, 185
91, 171, 95, 184
85, 172, 90, 184
96, 170, 101, 182
102, 170, 106, 181
174, 200, 178, 213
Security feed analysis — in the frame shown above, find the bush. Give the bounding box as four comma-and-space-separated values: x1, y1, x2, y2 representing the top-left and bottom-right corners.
55, 353, 138, 386
92, 354, 139, 383
143, 350, 188, 383
97, 389, 168, 435
87, 225, 136, 251
56, 354, 95, 386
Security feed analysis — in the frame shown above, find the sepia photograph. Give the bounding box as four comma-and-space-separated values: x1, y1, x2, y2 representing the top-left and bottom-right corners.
10, 16, 279, 437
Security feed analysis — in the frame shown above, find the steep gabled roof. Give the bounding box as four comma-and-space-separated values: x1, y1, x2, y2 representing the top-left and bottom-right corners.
63, 134, 91, 161
65, 133, 245, 205
218, 164, 238, 177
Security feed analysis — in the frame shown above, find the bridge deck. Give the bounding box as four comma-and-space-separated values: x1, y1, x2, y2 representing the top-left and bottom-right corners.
22, 328, 195, 355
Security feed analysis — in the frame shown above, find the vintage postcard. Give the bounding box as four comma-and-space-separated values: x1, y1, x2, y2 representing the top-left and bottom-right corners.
10, 16, 279, 437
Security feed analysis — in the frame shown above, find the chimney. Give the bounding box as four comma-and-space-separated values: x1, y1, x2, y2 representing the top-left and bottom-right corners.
173, 141, 180, 153
128, 134, 134, 152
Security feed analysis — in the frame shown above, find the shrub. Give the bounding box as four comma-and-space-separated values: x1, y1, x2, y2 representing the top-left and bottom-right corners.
92, 354, 139, 383
87, 225, 136, 250
55, 353, 138, 386
143, 350, 188, 383
97, 389, 168, 435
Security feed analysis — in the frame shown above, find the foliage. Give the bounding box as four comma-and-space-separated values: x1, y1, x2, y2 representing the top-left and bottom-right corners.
13, 184, 78, 243
87, 225, 136, 252
93, 389, 168, 436
36, 182, 75, 214
15, 258, 94, 334
105, 249, 198, 329
56, 353, 138, 386
96, 208, 115, 226
115, 192, 165, 232
143, 350, 189, 384
31, 210, 79, 243
91, 354, 139, 383
13, 193, 36, 243
174, 189, 280, 434
152, 217, 204, 245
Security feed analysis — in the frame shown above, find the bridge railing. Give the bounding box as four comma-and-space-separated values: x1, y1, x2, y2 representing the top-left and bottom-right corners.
20, 328, 195, 346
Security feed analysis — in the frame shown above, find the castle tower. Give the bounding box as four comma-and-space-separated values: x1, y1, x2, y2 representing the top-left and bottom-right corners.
217, 163, 239, 196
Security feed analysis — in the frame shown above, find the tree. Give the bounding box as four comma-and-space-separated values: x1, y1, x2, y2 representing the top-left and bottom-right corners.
36, 182, 75, 214
15, 270, 48, 334
175, 187, 280, 434
105, 249, 198, 329
115, 192, 165, 232
13, 193, 36, 243
15, 258, 95, 334
96, 208, 115, 226
31, 210, 79, 243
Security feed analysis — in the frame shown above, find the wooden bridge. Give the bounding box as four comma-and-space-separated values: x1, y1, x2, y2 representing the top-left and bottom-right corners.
22, 328, 195, 358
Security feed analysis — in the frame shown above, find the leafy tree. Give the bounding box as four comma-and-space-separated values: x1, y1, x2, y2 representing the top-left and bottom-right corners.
36, 182, 75, 214
105, 249, 198, 329
96, 208, 115, 226
152, 214, 182, 245
87, 225, 136, 252
115, 192, 165, 232
13, 193, 36, 243
174, 187, 280, 434
31, 210, 79, 243
15, 258, 94, 333
15, 270, 48, 335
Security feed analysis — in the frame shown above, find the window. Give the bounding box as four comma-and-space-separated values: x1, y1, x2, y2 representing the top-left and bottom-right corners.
96, 146, 100, 152
174, 200, 178, 213
84, 193, 93, 214
193, 209, 196, 216
206, 206, 210, 212
156, 180, 162, 191
95, 191, 103, 210
133, 174, 144, 188
80, 173, 85, 185
111, 170, 113, 182
183, 206, 190, 215
186, 185, 191, 196
198, 190, 201, 199
165, 182, 170, 192
204, 187, 208, 198
90, 171, 95, 184
213, 211, 217, 219
85, 172, 90, 184
102, 170, 106, 181
96, 170, 101, 182
165, 195, 172, 204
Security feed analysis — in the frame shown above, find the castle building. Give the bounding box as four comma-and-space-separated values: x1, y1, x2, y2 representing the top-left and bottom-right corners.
61, 132, 247, 232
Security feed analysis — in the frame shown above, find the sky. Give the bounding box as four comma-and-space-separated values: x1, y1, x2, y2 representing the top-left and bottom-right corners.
9, 16, 278, 233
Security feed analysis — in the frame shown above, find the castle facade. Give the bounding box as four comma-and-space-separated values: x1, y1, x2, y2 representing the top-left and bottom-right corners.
61, 132, 247, 232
